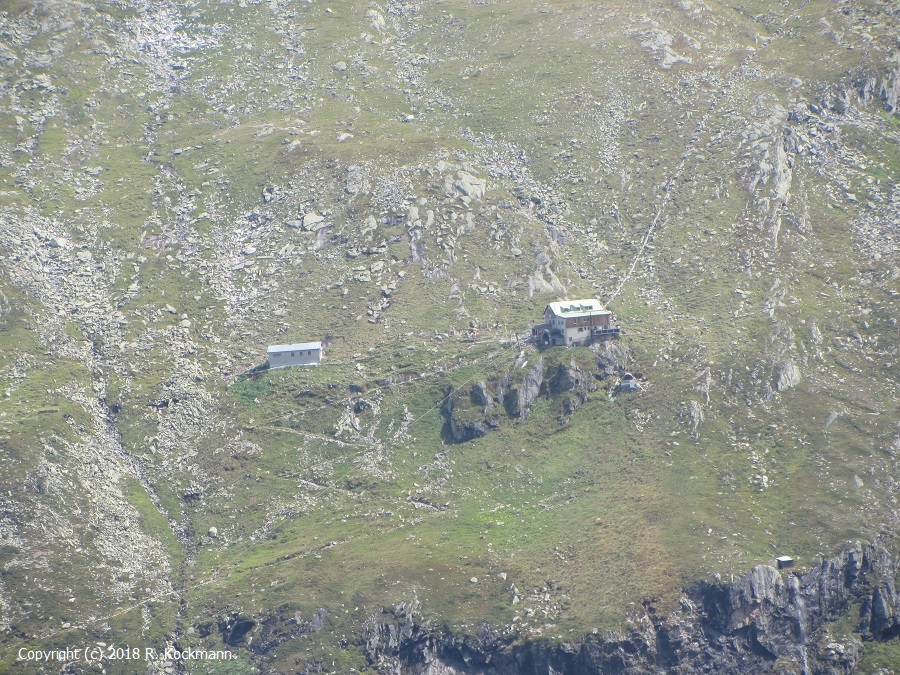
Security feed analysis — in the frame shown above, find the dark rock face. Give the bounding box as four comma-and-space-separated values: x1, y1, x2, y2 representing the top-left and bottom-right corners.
219, 612, 256, 646
860, 575, 900, 639
548, 362, 594, 395
504, 358, 545, 419
442, 391, 499, 443
471, 381, 492, 409
359, 542, 900, 674
210, 606, 331, 655
594, 344, 627, 378
232, 606, 330, 655
549, 362, 596, 415
446, 416, 496, 443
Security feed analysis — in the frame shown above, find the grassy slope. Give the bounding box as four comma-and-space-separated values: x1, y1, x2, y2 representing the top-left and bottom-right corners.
0, 0, 897, 671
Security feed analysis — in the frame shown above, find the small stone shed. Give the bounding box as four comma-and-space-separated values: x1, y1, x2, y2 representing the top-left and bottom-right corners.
619, 373, 639, 392
268, 342, 322, 368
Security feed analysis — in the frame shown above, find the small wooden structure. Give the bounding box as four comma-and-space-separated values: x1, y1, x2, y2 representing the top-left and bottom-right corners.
776, 556, 794, 570
268, 341, 322, 368
531, 299, 619, 347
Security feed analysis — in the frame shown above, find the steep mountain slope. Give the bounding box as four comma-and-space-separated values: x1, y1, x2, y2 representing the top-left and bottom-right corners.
0, 0, 897, 672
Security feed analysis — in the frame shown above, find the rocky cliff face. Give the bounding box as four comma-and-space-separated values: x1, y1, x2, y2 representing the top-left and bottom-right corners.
360, 541, 900, 674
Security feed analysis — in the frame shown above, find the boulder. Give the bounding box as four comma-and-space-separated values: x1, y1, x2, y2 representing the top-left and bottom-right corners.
777, 361, 802, 391
454, 171, 486, 199
302, 212, 325, 229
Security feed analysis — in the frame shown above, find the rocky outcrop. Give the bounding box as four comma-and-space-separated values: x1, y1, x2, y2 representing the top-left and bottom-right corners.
359, 541, 900, 674
209, 606, 329, 654
251, 607, 329, 654
471, 381, 492, 409
442, 382, 501, 443
548, 361, 597, 415
443, 398, 499, 442
859, 575, 900, 639
776, 361, 802, 391
503, 358, 545, 419
218, 612, 257, 647
441, 353, 621, 443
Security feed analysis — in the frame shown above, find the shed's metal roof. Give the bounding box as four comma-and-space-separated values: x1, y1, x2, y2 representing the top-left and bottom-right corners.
268, 342, 322, 354
545, 299, 610, 318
